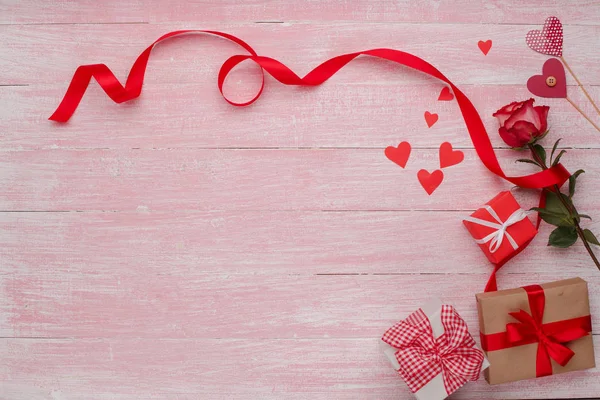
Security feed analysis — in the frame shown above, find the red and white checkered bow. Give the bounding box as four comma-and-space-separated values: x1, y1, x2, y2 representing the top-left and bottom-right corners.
382, 305, 484, 395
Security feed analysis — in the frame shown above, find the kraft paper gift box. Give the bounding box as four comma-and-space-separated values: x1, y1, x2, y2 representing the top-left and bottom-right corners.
476, 278, 595, 384
381, 299, 489, 400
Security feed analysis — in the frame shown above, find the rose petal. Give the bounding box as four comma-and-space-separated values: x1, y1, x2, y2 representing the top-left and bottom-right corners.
511, 120, 538, 144
505, 99, 541, 131
493, 100, 526, 126
534, 105, 550, 134
499, 126, 531, 148
494, 100, 525, 115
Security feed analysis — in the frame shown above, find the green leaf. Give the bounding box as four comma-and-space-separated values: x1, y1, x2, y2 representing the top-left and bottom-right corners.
583, 229, 600, 246
532, 144, 546, 166
548, 226, 578, 248
536, 191, 579, 227
551, 150, 567, 166
516, 158, 541, 167
568, 169, 585, 199
530, 207, 572, 227
576, 214, 592, 220
544, 190, 571, 216
549, 138, 562, 164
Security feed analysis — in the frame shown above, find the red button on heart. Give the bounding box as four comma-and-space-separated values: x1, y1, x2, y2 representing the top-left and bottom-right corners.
527, 58, 567, 98
439, 142, 464, 168
417, 169, 444, 195
385, 141, 411, 168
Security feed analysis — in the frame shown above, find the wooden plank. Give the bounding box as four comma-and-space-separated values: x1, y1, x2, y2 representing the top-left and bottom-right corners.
1, 0, 599, 25
1, 210, 599, 278
3, 83, 599, 149
1, 337, 599, 399
1, 23, 599, 86
2, 260, 599, 338
1, 148, 598, 211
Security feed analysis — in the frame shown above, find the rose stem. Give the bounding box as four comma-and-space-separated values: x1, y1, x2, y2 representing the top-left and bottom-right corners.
528, 143, 600, 270
565, 97, 600, 133
561, 56, 600, 116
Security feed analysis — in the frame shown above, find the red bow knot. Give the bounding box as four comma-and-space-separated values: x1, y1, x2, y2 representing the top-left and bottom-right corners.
382, 305, 484, 394
506, 308, 588, 376
503, 285, 590, 377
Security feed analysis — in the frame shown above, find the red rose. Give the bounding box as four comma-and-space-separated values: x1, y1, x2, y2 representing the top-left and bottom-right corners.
493, 98, 549, 148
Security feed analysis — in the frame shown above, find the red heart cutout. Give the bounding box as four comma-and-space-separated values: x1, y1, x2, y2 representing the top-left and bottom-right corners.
438, 87, 454, 101
424, 111, 438, 128
384, 142, 411, 168
478, 40, 492, 55
527, 58, 567, 98
526, 16, 563, 57
417, 169, 444, 195
439, 142, 464, 168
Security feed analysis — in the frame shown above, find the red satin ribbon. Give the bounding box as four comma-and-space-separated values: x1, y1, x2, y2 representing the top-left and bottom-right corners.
49, 30, 570, 190
50, 31, 571, 288
480, 284, 592, 377
49, 30, 264, 122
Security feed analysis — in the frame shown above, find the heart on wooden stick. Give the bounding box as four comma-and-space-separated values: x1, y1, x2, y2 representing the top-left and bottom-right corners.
527, 58, 567, 98
526, 16, 563, 57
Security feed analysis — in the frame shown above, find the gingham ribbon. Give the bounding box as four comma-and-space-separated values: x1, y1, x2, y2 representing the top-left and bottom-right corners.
463, 205, 528, 253
382, 305, 484, 395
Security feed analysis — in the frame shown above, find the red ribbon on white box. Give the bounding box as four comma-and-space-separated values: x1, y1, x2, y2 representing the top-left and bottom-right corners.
382, 303, 485, 398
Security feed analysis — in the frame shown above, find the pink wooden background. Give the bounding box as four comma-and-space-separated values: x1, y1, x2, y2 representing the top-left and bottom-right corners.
1, 1, 600, 399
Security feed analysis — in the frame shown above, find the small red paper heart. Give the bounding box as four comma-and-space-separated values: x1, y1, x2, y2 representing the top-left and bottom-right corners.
527, 58, 567, 98
417, 169, 444, 195
384, 142, 411, 168
424, 111, 438, 128
438, 87, 454, 101
439, 142, 464, 168
478, 40, 492, 55
526, 16, 563, 57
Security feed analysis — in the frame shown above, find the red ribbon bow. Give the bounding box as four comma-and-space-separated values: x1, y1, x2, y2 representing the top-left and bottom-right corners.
506, 285, 590, 377
382, 305, 484, 395
480, 284, 592, 378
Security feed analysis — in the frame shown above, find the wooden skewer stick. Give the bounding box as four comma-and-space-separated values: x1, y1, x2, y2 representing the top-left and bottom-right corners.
566, 96, 600, 133
561, 56, 600, 116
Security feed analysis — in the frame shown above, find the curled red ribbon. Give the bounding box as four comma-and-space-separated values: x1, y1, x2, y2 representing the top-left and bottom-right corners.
480, 284, 592, 377
50, 30, 570, 192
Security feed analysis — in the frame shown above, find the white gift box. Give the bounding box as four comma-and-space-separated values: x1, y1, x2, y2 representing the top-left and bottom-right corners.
381, 299, 489, 400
